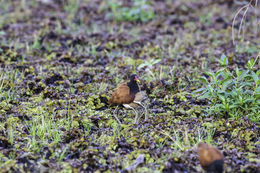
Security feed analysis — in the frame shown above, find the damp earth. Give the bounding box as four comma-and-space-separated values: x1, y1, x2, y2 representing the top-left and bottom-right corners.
0, 0, 259, 173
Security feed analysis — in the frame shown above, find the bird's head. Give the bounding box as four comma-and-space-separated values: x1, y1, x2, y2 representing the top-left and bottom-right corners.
130, 74, 140, 83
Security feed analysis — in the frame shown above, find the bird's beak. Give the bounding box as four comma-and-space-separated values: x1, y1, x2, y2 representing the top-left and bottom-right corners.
135, 76, 140, 83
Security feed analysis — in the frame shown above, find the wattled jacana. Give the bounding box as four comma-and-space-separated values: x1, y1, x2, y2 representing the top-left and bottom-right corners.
108, 74, 147, 124
197, 142, 224, 173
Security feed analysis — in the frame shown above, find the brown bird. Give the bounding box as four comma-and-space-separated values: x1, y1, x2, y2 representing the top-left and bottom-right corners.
108, 74, 147, 124
197, 142, 224, 173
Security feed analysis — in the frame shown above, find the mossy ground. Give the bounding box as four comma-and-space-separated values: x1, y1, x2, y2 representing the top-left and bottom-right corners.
0, 0, 259, 172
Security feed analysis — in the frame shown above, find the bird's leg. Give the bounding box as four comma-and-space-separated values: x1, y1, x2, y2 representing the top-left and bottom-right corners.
137, 110, 145, 123
123, 104, 139, 124
132, 108, 139, 124
113, 106, 121, 124
133, 101, 148, 121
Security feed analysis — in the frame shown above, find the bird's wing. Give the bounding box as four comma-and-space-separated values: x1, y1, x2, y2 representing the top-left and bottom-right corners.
134, 91, 147, 102
108, 83, 134, 105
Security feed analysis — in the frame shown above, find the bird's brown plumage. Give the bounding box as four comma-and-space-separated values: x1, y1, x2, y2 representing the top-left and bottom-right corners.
108, 82, 136, 105
197, 142, 224, 173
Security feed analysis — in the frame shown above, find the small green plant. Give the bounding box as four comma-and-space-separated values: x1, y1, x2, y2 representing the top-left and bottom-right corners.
194, 54, 260, 122
108, 0, 154, 22
157, 126, 215, 151
199, 12, 213, 26
58, 146, 68, 162
24, 106, 65, 152
64, 0, 80, 21
32, 35, 42, 50
137, 58, 161, 70
0, 70, 19, 103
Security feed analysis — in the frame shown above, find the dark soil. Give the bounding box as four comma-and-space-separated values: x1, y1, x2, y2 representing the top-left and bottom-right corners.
0, 0, 259, 173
